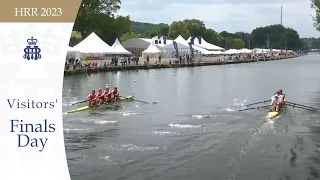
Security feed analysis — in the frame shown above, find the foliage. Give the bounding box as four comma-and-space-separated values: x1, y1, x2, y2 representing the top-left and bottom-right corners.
119, 31, 141, 42
302, 37, 320, 49
147, 28, 162, 38
311, 0, 320, 31
250, 24, 302, 50
227, 38, 245, 49
69, 31, 82, 46
71, 0, 307, 50
168, 21, 190, 40
131, 21, 169, 35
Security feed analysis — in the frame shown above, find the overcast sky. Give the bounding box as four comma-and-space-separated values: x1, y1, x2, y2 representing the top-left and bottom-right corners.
118, 0, 319, 38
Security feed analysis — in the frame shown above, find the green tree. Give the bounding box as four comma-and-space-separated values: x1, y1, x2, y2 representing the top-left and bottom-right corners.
251, 24, 302, 50
159, 25, 169, 36
227, 38, 245, 49
73, 0, 121, 37
168, 21, 190, 39
69, 31, 82, 46
203, 29, 223, 46
119, 31, 141, 42
183, 19, 206, 37
311, 0, 320, 31
147, 28, 162, 38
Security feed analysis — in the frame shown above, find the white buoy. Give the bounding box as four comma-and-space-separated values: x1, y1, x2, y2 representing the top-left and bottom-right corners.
173, 74, 175, 76
134, 80, 136, 82
156, 77, 158, 79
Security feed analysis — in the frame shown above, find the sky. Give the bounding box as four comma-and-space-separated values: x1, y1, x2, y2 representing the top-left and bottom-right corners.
117, 0, 320, 38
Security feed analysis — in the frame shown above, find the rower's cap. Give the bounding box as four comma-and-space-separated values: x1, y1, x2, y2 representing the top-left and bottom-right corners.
115, 87, 117, 89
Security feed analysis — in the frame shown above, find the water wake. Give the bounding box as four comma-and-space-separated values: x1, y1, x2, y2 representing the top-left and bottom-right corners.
168, 123, 201, 128
228, 119, 275, 180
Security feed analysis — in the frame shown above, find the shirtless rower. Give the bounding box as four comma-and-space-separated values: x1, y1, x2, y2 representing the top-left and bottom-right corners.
94, 88, 104, 105
111, 87, 119, 102
86, 90, 96, 106
103, 86, 112, 103
278, 89, 285, 105
270, 95, 280, 112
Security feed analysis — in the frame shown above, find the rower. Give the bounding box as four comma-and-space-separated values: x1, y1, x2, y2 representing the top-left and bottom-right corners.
95, 88, 104, 105
86, 90, 96, 106
270, 95, 280, 112
278, 89, 285, 105
103, 86, 112, 103
111, 87, 119, 102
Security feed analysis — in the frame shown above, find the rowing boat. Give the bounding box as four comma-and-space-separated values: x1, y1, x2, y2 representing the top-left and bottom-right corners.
266, 104, 287, 120
66, 95, 134, 114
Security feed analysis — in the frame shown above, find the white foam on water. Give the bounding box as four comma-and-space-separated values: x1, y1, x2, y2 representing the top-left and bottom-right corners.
63, 128, 88, 133
94, 120, 118, 125
168, 123, 201, 128
121, 112, 141, 116
106, 143, 166, 152
227, 119, 275, 180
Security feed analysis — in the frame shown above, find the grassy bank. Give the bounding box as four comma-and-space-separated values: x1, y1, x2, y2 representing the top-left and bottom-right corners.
64, 56, 297, 76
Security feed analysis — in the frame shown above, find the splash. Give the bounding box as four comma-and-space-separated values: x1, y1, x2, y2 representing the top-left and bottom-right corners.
233, 98, 247, 107
168, 123, 201, 128
221, 108, 236, 112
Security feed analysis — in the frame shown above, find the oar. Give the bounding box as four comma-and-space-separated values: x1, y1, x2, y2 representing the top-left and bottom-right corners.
246, 100, 271, 106
120, 96, 149, 104
239, 105, 270, 111
286, 104, 319, 112
69, 99, 88, 106
286, 101, 318, 110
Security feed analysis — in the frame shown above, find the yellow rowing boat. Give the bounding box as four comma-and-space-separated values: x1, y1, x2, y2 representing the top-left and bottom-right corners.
266, 104, 287, 120
65, 95, 134, 114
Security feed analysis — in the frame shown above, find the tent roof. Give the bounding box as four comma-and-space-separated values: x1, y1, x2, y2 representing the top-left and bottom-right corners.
142, 43, 161, 53
109, 38, 131, 54
187, 37, 224, 50
73, 32, 112, 53
161, 35, 208, 53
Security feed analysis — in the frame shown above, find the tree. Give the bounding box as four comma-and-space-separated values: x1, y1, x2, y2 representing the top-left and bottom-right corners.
159, 25, 169, 36
227, 38, 245, 49
168, 21, 190, 39
203, 29, 223, 46
183, 19, 206, 37
69, 31, 82, 46
73, 0, 121, 38
147, 28, 162, 38
251, 24, 302, 50
311, 0, 320, 31
120, 31, 141, 42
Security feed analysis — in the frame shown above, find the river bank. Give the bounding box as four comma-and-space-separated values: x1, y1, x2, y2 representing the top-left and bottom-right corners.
64, 55, 298, 76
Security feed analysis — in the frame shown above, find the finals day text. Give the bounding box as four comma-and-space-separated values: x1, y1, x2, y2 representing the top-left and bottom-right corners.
7, 98, 58, 152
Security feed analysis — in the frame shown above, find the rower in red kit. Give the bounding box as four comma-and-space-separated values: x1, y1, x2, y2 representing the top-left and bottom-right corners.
86, 90, 96, 106
95, 88, 104, 105
103, 86, 112, 103
112, 87, 119, 102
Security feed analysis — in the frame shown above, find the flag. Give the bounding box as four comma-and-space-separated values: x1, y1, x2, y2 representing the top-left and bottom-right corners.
173, 41, 179, 58
190, 36, 195, 45
223, 39, 227, 48
188, 42, 194, 59
197, 36, 202, 44
163, 36, 167, 45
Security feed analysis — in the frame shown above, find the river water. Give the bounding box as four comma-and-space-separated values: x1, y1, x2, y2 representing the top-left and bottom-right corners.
63, 53, 320, 180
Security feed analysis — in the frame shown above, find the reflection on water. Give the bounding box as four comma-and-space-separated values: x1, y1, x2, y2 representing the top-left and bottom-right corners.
63, 54, 320, 180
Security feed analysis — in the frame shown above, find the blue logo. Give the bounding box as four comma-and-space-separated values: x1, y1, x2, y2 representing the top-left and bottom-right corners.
23, 36, 41, 60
